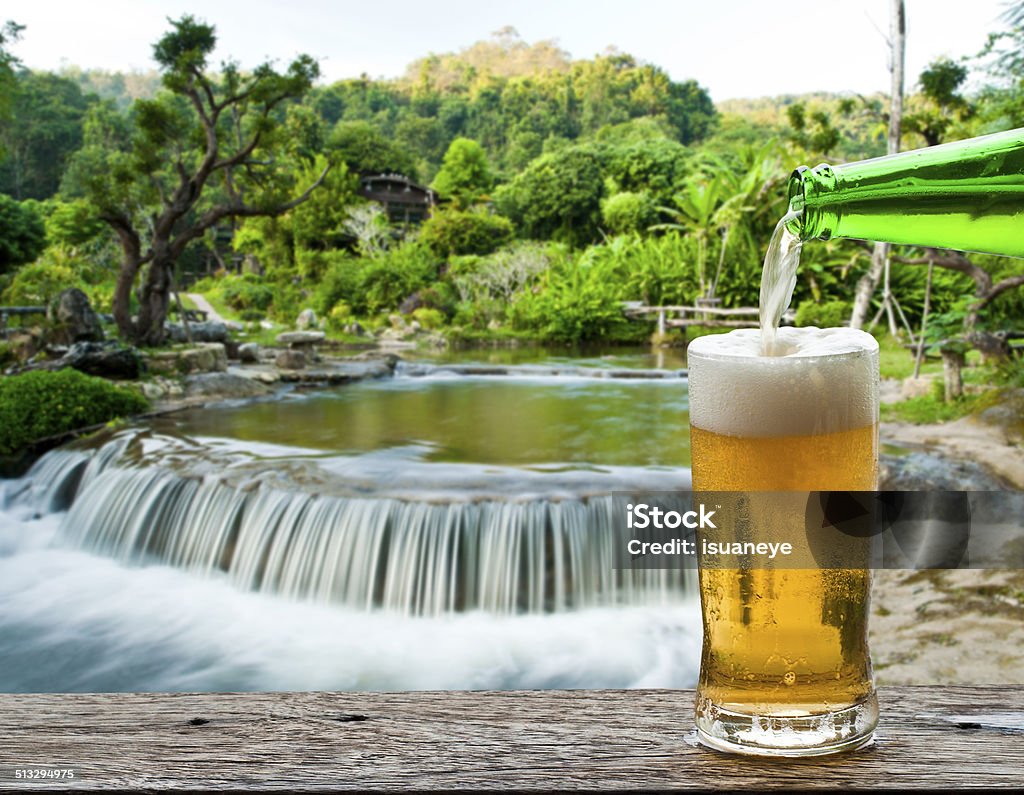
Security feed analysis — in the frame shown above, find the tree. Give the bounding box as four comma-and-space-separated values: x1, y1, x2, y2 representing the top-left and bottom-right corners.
0, 193, 45, 274
851, 0, 905, 331
63, 16, 328, 345
0, 71, 95, 199
0, 20, 23, 123
329, 120, 417, 177
975, 0, 1024, 126
494, 145, 605, 247
430, 137, 492, 208
903, 57, 971, 146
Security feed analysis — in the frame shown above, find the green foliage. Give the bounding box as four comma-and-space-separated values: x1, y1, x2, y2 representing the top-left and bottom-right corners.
43, 199, 107, 246
411, 307, 445, 329
0, 70, 95, 200
785, 101, 841, 155
218, 274, 274, 312
880, 392, 985, 425
600, 191, 657, 235
0, 194, 46, 273
316, 242, 440, 316
495, 145, 605, 246
2, 260, 77, 305
508, 248, 632, 342
795, 299, 851, 328
430, 137, 492, 207
329, 120, 418, 177
358, 243, 440, 314
419, 208, 513, 256
0, 369, 148, 455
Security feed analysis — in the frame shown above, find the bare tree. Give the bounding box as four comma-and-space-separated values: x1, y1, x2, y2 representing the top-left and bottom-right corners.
851, 0, 905, 330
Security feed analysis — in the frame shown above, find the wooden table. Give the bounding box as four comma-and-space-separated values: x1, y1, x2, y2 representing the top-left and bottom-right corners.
1, 687, 1021, 790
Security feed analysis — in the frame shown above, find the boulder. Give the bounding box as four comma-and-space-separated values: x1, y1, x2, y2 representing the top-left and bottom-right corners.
276, 330, 325, 347
275, 349, 307, 370
165, 321, 228, 343
880, 452, 1008, 491
48, 288, 103, 345
184, 372, 273, 399
180, 343, 228, 374
61, 342, 142, 380
296, 308, 318, 330
238, 342, 261, 364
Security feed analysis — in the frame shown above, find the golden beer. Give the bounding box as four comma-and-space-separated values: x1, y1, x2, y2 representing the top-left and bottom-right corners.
687, 327, 879, 756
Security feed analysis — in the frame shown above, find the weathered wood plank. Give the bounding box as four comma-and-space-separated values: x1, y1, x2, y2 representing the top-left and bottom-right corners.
1, 688, 1021, 791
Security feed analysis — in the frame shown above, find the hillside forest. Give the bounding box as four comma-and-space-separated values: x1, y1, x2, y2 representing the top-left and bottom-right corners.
1, 11, 1023, 352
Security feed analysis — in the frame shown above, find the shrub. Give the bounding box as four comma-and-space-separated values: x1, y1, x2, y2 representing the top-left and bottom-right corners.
419, 208, 513, 257
239, 309, 264, 322
318, 243, 440, 317
411, 307, 445, 329
509, 253, 632, 343
218, 274, 274, 312
0, 369, 149, 455
795, 300, 851, 328
0, 195, 47, 274
1, 256, 83, 306
600, 191, 658, 235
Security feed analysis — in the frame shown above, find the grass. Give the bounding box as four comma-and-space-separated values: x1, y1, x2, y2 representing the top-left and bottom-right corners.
880, 391, 991, 424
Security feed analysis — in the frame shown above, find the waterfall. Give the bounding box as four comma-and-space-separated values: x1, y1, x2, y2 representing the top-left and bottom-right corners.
11, 435, 693, 617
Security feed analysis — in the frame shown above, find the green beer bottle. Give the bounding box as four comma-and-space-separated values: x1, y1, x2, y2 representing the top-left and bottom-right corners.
787, 127, 1024, 258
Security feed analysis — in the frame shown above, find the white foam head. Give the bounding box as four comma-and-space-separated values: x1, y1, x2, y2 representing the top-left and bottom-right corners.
687, 327, 879, 437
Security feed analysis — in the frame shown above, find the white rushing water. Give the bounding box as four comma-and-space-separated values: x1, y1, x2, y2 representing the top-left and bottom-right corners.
0, 436, 701, 693
758, 211, 804, 356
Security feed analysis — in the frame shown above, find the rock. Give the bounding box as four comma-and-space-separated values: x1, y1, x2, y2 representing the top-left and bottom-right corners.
880, 451, 1009, 491
223, 339, 240, 360
275, 349, 307, 370
276, 331, 325, 347
344, 321, 365, 336
901, 375, 938, 400
238, 342, 261, 364
165, 321, 228, 343
48, 288, 103, 345
296, 308, 318, 330
409, 320, 422, 332
141, 381, 166, 401
976, 388, 1024, 439
180, 343, 228, 374
61, 342, 142, 379
398, 292, 425, 315
184, 372, 273, 399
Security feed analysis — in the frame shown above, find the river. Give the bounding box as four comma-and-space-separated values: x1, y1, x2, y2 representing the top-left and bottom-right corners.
0, 347, 702, 693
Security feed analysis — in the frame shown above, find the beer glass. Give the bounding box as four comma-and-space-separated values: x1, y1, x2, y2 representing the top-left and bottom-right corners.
687, 326, 880, 756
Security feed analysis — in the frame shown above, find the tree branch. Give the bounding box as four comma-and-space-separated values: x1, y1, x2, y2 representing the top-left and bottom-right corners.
977, 272, 1024, 308
169, 165, 331, 259
887, 247, 993, 295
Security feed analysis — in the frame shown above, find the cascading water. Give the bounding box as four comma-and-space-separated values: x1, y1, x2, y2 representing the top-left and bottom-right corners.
15, 433, 691, 617
0, 362, 702, 692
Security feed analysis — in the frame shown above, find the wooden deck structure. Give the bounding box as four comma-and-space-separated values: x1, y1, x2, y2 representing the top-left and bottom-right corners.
623, 303, 795, 336
1, 687, 1020, 790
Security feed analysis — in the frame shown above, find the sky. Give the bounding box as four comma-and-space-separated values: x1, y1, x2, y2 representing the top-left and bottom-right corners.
7, 0, 1011, 101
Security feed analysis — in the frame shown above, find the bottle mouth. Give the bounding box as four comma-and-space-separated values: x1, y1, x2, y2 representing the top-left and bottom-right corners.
786, 166, 810, 237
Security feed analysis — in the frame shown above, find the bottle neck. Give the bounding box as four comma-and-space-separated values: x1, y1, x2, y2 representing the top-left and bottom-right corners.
787, 165, 840, 241
784, 127, 1024, 258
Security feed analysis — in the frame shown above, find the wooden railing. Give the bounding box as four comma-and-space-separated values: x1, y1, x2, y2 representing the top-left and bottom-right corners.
0, 687, 1020, 790
622, 303, 795, 335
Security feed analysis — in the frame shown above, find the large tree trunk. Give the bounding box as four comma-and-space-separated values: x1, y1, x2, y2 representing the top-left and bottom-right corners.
133, 255, 175, 347
851, 0, 905, 329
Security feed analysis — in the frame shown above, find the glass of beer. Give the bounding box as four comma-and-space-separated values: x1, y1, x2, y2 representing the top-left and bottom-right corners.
687, 326, 879, 756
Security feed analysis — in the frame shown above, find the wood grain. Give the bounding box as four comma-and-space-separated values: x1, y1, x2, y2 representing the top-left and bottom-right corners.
1, 687, 1022, 790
